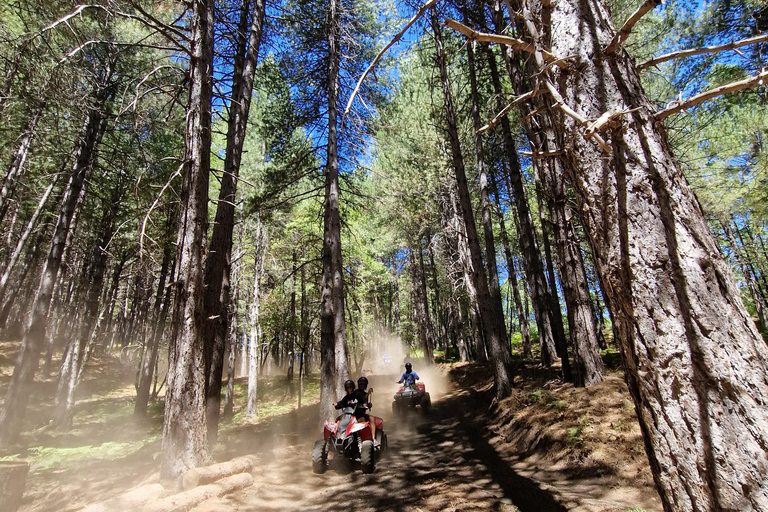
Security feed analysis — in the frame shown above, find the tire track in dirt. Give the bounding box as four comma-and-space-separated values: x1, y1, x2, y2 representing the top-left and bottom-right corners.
192, 374, 566, 512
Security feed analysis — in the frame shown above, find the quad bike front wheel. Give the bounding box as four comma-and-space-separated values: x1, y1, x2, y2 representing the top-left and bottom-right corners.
312, 439, 328, 474
361, 440, 375, 474
375, 430, 388, 461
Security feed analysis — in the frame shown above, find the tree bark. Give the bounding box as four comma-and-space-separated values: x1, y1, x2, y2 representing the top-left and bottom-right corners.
536, 163, 604, 387
511, 0, 768, 508
0, 75, 111, 445
432, 7, 512, 399
160, 0, 214, 479
203, 0, 266, 447
319, 0, 349, 425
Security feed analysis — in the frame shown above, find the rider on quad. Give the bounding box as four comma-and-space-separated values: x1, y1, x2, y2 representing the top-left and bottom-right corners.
397, 362, 419, 386
356, 376, 379, 445
333, 379, 360, 411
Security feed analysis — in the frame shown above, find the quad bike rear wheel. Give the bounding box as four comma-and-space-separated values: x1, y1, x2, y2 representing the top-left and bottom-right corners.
375, 430, 387, 461
312, 440, 328, 474
361, 440, 375, 474
420, 393, 431, 415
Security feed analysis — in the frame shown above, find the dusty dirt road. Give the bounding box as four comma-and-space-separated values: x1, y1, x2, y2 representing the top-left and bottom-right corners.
193, 372, 569, 512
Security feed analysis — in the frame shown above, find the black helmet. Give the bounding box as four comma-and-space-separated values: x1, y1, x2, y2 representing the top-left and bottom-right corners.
405, 362, 412, 372
357, 376, 368, 389
344, 379, 355, 391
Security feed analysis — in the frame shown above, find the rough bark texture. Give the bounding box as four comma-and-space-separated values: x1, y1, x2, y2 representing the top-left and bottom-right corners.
515, 0, 768, 509
319, 0, 349, 425
160, 0, 214, 479
0, 80, 109, 445
432, 7, 511, 398
537, 162, 604, 387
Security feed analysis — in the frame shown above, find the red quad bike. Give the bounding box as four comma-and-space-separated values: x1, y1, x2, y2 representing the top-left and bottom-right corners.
392, 382, 431, 416
312, 406, 387, 474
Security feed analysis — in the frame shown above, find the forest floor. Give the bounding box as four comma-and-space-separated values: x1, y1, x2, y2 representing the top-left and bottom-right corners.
0, 342, 662, 512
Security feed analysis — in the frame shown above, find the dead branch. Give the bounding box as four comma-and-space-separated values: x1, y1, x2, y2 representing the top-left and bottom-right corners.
656, 68, 768, 120
639, 32, 768, 70
342, 0, 438, 125
520, 149, 564, 158
444, 18, 562, 66
605, 0, 663, 55
478, 90, 540, 134
544, 81, 611, 153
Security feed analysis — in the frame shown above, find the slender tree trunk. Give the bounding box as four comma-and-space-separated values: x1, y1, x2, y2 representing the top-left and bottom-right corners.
535, 184, 572, 380
54, 174, 124, 428
223, 239, 240, 418
246, 218, 266, 418
0, 106, 44, 225
505, 0, 768, 508
160, 0, 214, 479
203, 0, 266, 446
432, 8, 512, 399
135, 222, 176, 417
537, 163, 604, 387
0, 77, 111, 445
722, 221, 768, 329
319, 0, 349, 425
0, 173, 59, 304
489, 167, 532, 358
466, 35, 510, 365
415, 240, 435, 363
483, 27, 559, 365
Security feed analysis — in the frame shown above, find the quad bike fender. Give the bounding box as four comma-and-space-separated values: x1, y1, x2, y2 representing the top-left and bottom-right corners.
416, 383, 425, 392
347, 421, 369, 436
374, 416, 383, 431
324, 421, 337, 439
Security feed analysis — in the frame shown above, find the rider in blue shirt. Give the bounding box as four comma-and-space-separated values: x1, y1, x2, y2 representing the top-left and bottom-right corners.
397, 362, 419, 386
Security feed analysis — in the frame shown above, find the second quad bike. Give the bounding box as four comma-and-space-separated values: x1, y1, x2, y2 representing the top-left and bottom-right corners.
312, 405, 387, 474
392, 382, 431, 416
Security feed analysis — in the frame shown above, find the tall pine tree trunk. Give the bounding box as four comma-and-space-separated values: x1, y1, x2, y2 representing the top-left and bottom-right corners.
203, 0, 266, 446
432, 7, 512, 399
160, 0, 214, 479
483, 28, 559, 365
319, 0, 349, 424
537, 160, 604, 386
489, 167, 532, 358
0, 106, 43, 225
466, 36, 509, 363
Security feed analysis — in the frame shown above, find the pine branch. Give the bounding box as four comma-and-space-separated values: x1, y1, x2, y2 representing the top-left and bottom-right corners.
656, 68, 768, 120
478, 90, 540, 134
444, 18, 563, 67
342, 0, 438, 125
605, 0, 663, 56
639, 32, 768, 70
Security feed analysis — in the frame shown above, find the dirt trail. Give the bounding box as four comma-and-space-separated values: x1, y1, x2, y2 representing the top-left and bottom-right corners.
192, 373, 568, 512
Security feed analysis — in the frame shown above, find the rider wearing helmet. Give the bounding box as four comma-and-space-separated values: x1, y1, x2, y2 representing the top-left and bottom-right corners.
356, 376, 378, 445
397, 362, 419, 386
333, 379, 358, 410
